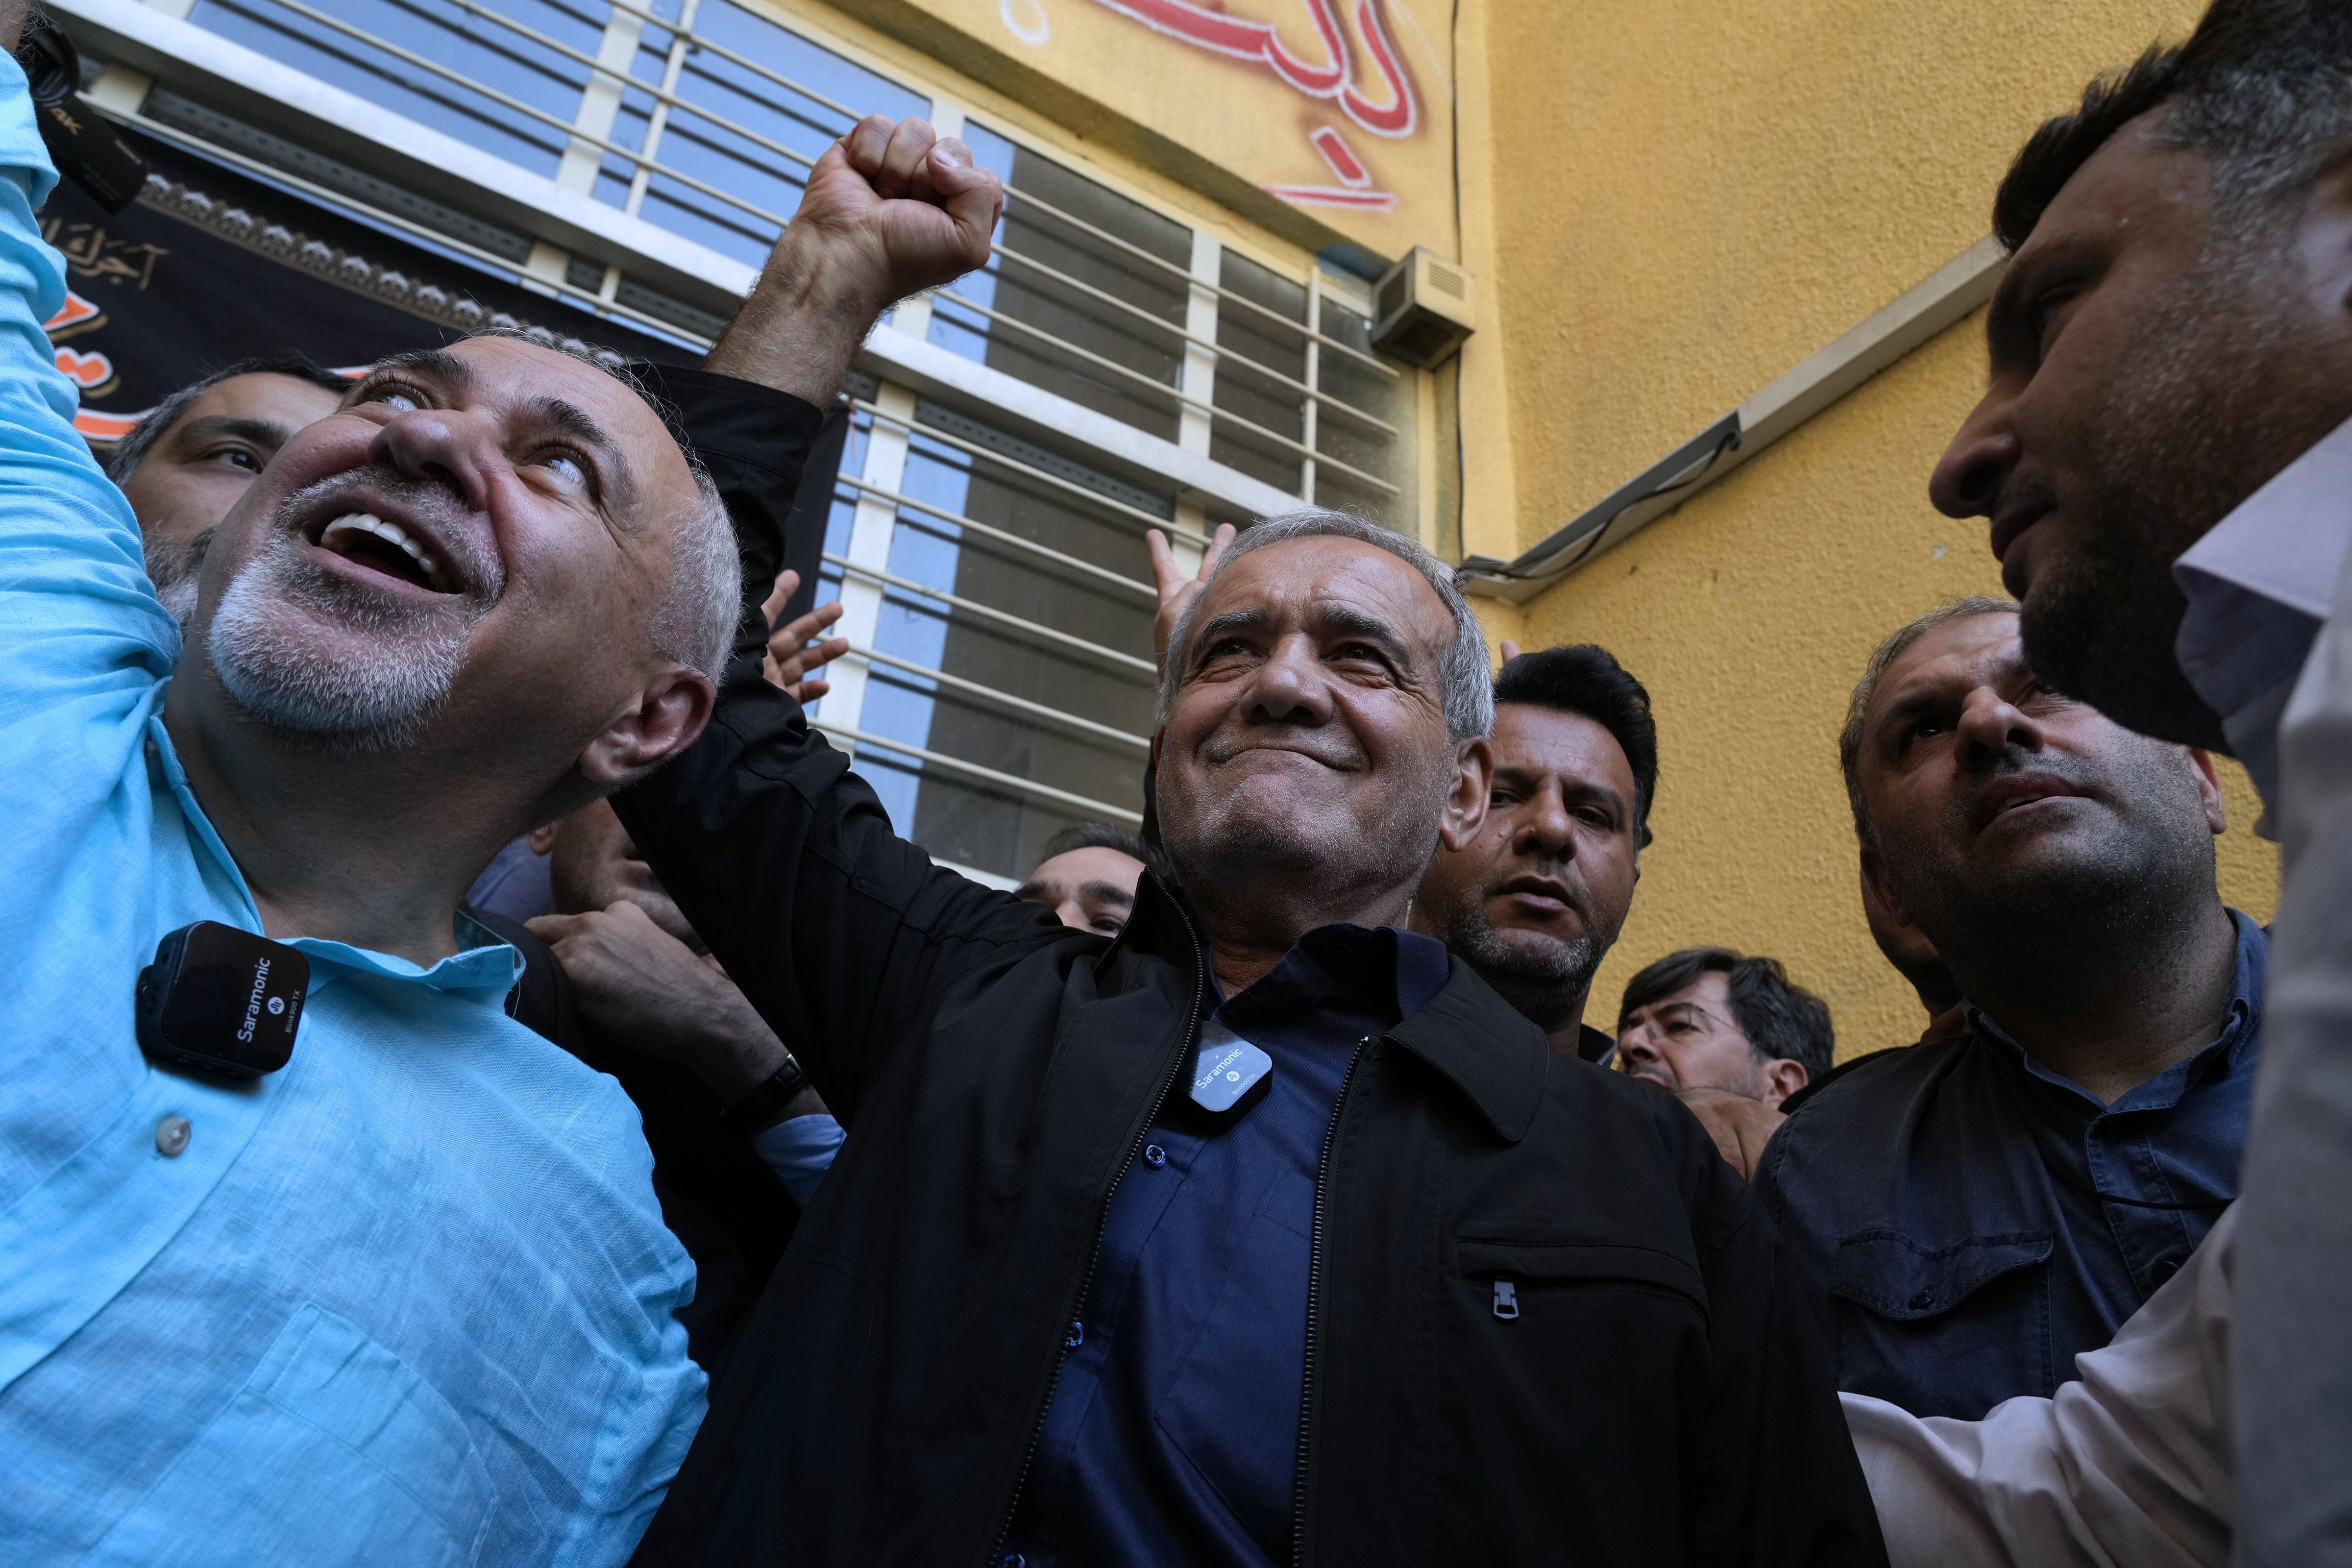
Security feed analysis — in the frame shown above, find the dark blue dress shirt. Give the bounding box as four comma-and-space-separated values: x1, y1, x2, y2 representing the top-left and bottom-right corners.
1000, 924, 1450, 1568
1753, 910, 2264, 1420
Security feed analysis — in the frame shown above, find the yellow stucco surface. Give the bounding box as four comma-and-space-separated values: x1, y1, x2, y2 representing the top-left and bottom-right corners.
1470, 0, 2276, 1056
1510, 314, 2278, 1057
1478, 0, 2208, 519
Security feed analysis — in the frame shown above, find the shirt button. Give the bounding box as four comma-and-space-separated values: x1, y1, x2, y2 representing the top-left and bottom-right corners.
2152, 1258, 2180, 1286
1908, 1289, 1934, 1311
154, 1116, 192, 1157
1142, 1144, 1167, 1169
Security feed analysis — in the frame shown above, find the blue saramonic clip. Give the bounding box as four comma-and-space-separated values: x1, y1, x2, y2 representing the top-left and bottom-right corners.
1191, 1019, 1273, 1113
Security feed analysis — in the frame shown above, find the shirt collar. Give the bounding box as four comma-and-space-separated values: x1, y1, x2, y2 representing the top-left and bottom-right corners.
149, 710, 523, 1006
2174, 415, 2352, 812
1216, 923, 1451, 1030
1970, 909, 2267, 1112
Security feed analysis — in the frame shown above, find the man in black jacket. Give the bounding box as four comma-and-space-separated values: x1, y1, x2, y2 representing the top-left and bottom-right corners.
617, 115, 1883, 1568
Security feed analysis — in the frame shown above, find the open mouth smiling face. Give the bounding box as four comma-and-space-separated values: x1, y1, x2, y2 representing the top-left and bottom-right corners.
290, 483, 488, 603
268, 468, 508, 619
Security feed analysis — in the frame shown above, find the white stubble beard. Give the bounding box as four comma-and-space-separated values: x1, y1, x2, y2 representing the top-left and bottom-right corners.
205, 498, 492, 755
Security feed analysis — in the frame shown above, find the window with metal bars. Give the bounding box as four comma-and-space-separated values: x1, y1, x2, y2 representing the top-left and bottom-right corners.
124, 0, 1416, 882
813, 388, 1169, 875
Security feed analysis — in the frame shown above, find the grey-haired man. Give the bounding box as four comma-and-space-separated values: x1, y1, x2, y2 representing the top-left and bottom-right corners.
613, 488, 1883, 1561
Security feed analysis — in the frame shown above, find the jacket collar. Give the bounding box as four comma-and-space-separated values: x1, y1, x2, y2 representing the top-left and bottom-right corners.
1117, 873, 1550, 1144
1386, 959, 1551, 1144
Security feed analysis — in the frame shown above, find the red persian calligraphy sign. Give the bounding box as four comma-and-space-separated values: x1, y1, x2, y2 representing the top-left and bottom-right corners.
1090, 0, 1420, 213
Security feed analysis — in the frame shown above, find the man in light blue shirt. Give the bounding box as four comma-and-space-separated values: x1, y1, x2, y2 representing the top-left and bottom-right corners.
0, 17, 740, 1557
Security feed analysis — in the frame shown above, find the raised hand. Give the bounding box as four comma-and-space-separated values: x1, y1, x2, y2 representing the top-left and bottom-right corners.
816, 116, 1004, 310
759, 568, 850, 703
1148, 522, 1237, 673
705, 114, 1004, 400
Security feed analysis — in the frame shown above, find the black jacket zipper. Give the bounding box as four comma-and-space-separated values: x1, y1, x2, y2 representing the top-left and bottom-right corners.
1292, 1036, 1370, 1568
980, 897, 1209, 1567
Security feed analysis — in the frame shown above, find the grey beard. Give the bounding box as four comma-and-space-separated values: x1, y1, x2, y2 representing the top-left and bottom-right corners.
146, 534, 207, 632
1875, 751, 2218, 996
156, 570, 199, 630
1441, 906, 1604, 1032
206, 528, 479, 755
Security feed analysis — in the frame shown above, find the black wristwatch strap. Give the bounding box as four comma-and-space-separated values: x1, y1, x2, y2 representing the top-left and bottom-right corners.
720, 1056, 810, 1139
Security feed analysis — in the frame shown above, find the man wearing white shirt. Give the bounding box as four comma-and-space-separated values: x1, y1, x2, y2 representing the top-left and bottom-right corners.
1922, 0, 2352, 1562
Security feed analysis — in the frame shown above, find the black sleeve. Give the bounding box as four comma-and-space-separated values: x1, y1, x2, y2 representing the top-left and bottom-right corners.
633, 363, 830, 664
464, 903, 584, 1054
614, 370, 1068, 1122
611, 664, 1066, 1124
1670, 1107, 1888, 1568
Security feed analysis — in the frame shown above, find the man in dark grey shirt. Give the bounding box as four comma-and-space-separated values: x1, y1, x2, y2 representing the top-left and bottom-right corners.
1755, 598, 2262, 1420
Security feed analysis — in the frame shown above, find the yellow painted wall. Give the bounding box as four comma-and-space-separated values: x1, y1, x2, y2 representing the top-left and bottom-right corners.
1509, 314, 2278, 1056
1476, 0, 2277, 1056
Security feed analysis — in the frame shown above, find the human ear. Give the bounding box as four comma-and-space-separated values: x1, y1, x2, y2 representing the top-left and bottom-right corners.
576, 665, 715, 789
1760, 1057, 1809, 1110
1439, 736, 1494, 852
2185, 747, 2228, 835
1859, 844, 1919, 934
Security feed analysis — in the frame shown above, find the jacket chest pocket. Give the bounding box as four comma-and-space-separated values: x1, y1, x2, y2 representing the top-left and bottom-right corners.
1457, 1239, 1708, 1319
1446, 1241, 1713, 1532
1829, 1230, 2054, 1421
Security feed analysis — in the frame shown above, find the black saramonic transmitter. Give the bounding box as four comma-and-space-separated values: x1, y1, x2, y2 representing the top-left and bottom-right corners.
135, 922, 309, 1079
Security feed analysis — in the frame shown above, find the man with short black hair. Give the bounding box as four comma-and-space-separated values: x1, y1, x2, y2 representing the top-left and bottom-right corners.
1015, 820, 1149, 934
1756, 599, 2261, 1430
1411, 643, 1656, 1062
1921, 1, 2352, 1552
107, 351, 349, 621
1617, 948, 1832, 1109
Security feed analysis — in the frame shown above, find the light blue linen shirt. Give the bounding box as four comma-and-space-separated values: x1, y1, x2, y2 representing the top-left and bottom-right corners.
0, 63, 704, 1566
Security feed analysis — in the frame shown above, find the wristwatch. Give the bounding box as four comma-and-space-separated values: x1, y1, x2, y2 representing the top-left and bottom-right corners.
719, 1055, 811, 1139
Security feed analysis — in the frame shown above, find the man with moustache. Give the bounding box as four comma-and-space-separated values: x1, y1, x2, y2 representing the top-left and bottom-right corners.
1916, 1, 2352, 1555
0, 37, 1005, 1560
615, 496, 1883, 1558
1752, 599, 2261, 1422
1410, 642, 1656, 1064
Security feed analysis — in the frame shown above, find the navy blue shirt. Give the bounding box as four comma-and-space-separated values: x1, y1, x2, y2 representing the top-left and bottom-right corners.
1753, 910, 2264, 1420
1001, 924, 1450, 1567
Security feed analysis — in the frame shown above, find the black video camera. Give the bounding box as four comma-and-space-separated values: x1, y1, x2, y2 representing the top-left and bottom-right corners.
136, 921, 310, 1079
15, 18, 148, 213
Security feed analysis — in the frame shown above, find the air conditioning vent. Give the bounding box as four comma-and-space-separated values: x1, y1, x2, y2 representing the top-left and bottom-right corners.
1369, 246, 1473, 368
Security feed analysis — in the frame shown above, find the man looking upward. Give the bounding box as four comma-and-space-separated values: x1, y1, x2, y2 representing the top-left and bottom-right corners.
1411, 643, 1655, 1062
0, 40, 1003, 1564
1756, 600, 2259, 1421
1918, 1, 2352, 1552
